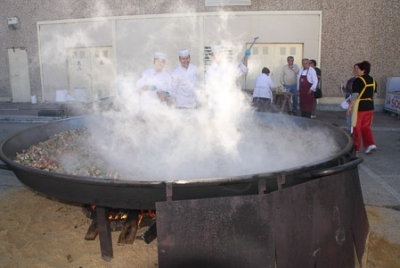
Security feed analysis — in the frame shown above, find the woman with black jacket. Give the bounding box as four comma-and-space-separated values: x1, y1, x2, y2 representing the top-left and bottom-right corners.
347, 61, 377, 154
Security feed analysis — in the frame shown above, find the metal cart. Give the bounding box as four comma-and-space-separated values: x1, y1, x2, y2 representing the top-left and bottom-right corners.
384, 77, 400, 118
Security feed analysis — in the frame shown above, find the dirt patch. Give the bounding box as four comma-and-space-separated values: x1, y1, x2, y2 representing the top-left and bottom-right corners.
0, 188, 158, 268
365, 206, 400, 268
367, 233, 400, 268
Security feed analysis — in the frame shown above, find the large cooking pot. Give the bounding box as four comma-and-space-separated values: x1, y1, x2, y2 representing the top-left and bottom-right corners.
0, 113, 359, 209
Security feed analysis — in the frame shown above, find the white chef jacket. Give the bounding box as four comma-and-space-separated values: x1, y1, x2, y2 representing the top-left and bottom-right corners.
253, 73, 275, 100
136, 68, 172, 110
171, 64, 198, 108
205, 62, 248, 109
296, 67, 319, 91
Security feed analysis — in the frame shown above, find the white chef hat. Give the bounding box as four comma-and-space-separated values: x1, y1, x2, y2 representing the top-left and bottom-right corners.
211, 45, 222, 53
178, 49, 190, 57
154, 52, 167, 60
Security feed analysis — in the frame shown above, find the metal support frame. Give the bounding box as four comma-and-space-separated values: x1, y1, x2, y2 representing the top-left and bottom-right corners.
96, 206, 113, 262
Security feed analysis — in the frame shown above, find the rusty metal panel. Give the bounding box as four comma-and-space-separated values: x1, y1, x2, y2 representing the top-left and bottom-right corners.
156, 194, 275, 268
347, 168, 370, 264
271, 183, 315, 268
308, 171, 356, 268
309, 167, 368, 267
156, 168, 369, 268
271, 168, 366, 268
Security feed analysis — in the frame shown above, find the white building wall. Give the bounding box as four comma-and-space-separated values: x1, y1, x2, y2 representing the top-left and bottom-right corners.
37, 12, 321, 102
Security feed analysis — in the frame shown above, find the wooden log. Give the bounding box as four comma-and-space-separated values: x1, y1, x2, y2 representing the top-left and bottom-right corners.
84, 218, 99, 240
117, 210, 140, 245
143, 221, 157, 244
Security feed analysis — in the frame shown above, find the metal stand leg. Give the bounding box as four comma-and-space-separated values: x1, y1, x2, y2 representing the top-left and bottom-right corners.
96, 206, 113, 262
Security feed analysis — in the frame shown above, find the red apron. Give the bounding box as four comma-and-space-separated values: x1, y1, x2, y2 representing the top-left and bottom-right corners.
299, 69, 314, 113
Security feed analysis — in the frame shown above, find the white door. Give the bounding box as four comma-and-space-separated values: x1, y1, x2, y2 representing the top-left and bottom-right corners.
67, 46, 115, 101
90, 47, 115, 100
246, 43, 303, 90
67, 48, 93, 101
8, 48, 31, 102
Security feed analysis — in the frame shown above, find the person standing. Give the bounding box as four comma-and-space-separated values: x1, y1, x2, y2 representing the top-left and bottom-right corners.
136, 52, 172, 110
205, 45, 250, 109
347, 61, 377, 154
342, 64, 358, 132
309, 59, 321, 119
297, 58, 318, 118
280, 56, 300, 115
171, 49, 199, 109
252, 67, 275, 112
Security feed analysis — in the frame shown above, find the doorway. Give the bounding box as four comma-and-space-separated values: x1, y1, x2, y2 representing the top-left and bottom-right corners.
8, 47, 31, 102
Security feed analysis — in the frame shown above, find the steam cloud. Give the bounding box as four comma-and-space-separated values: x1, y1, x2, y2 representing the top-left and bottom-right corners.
85, 109, 340, 181
44, 3, 341, 181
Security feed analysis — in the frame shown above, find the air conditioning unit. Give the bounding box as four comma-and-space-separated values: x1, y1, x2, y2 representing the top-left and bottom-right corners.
8, 17, 20, 30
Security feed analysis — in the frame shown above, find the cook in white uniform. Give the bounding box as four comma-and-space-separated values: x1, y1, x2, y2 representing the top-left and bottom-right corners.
171, 49, 199, 108
136, 52, 172, 110
204, 45, 250, 109
252, 67, 275, 112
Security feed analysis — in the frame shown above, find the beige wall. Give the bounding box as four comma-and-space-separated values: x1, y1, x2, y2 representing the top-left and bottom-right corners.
1, 0, 399, 104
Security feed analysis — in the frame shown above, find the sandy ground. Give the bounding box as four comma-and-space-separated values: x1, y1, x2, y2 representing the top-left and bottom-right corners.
0, 188, 399, 268
365, 206, 400, 268
0, 188, 158, 268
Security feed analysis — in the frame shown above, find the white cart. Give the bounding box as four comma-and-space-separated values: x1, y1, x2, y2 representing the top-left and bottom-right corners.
384, 77, 400, 117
